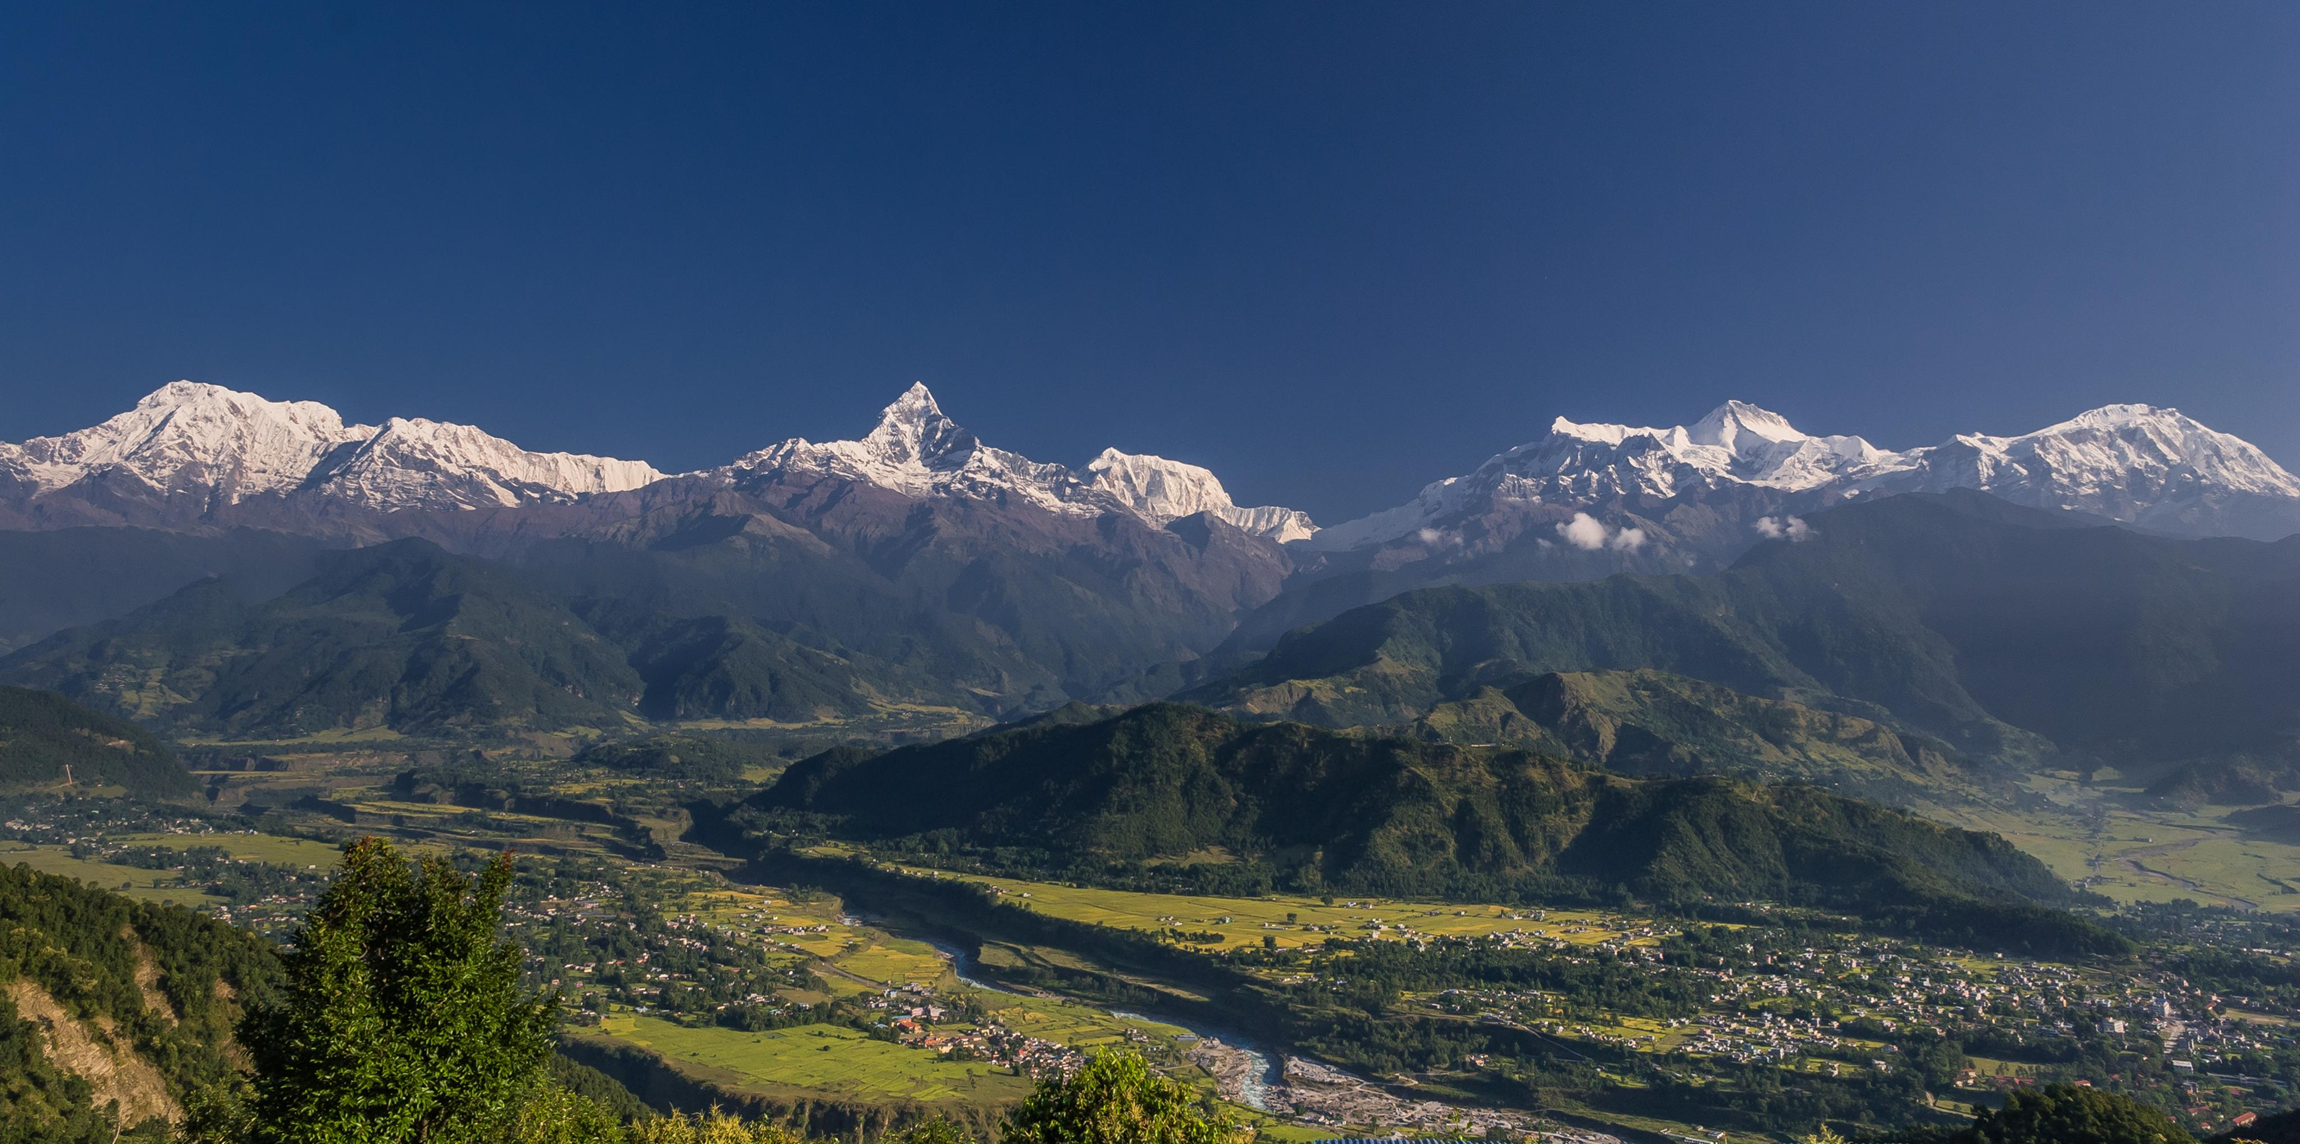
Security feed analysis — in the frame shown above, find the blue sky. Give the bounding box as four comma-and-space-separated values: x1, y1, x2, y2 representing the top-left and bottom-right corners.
2, 2, 2293, 520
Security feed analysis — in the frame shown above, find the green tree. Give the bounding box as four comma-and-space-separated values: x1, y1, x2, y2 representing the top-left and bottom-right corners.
242, 838, 560, 1143
1003, 1052, 1251, 1144
628, 1108, 805, 1144
888, 1120, 979, 1144
1956, 1084, 2193, 1144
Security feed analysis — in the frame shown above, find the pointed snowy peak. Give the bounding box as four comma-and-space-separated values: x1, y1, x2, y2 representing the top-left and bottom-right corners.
859, 382, 979, 470
1688, 401, 1806, 450
1086, 448, 1317, 542
730, 384, 1097, 514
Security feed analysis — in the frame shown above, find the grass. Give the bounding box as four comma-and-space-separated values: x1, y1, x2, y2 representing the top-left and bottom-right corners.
0, 843, 227, 907
835, 938, 952, 988
116, 830, 348, 868
870, 858, 1670, 951
1932, 775, 2300, 913
576, 1011, 1034, 1106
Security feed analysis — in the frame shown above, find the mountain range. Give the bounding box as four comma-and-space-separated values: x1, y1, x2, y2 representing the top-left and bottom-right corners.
0, 380, 2294, 732
6, 381, 2294, 548
1189, 491, 2300, 775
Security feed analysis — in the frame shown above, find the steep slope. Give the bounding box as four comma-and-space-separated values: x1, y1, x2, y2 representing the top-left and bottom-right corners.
1193, 492, 2300, 770
1083, 448, 1317, 542
756, 704, 2115, 952
0, 864, 278, 1136
0, 686, 194, 797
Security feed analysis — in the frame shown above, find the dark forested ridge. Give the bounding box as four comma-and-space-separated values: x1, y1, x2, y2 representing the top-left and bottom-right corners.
0, 540, 977, 739
755, 703, 2120, 953
0, 686, 193, 797
1188, 492, 2300, 772
1406, 668, 1988, 806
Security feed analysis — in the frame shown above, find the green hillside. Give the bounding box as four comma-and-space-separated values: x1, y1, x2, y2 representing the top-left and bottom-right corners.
0, 686, 194, 797
1188, 492, 2300, 772
1408, 669, 1988, 807
0, 860, 281, 1138
0, 540, 644, 738
0, 541, 976, 740
757, 703, 2121, 954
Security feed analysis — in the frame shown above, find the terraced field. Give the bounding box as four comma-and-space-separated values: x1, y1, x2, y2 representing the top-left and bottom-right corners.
872, 859, 1673, 950
572, 1015, 1035, 1105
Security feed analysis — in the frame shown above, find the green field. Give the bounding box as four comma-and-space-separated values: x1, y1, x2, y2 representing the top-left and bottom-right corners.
1935, 775, 2300, 913
575, 1013, 1034, 1105
0, 843, 226, 907
869, 858, 1670, 951
117, 830, 349, 868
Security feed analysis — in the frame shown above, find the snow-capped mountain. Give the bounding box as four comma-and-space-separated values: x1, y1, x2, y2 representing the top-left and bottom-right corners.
0, 380, 665, 512
1084, 449, 1317, 543
1309, 400, 2300, 551
1, 381, 374, 508
306, 416, 667, 511
0, 379, 1317, 541
725, 382, 1316, 540
1853, 403, 2300, 539
726, 382, 1106, 516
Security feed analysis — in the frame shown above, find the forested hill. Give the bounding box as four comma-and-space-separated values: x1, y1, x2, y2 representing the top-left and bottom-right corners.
1406, 668, 1985, 808
0, 861, 281, 1136
0, 540, 970, 740
757, 703, 2124, 955
1186, 491, 2300, 771
0, 685, 194, 797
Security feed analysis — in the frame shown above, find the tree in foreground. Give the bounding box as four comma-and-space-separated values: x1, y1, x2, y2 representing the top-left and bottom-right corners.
1858, 1083, 2196, 1144
1959, 1084, 2192, 1144
240, 837, 561, 1143
1003, 1052, 1252, 1144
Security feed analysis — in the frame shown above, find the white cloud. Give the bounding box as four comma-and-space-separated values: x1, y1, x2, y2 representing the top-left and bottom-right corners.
1556, 512, 1609, 550
1755, 515, 1813, 542
1556, 512, 1648, 552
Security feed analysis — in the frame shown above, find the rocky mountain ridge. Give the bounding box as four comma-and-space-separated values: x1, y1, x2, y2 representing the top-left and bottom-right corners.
0, 379, 1315, 540
1309, 398, 2300, 552
7, 382, 2294, 550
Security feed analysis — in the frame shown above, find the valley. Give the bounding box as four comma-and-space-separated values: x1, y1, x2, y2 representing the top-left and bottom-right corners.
0, 385, 2295, 1142
13, 703, 2300, 1142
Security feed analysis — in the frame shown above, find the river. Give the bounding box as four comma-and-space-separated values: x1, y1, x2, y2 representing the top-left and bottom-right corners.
909, 933, 1284, 1112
